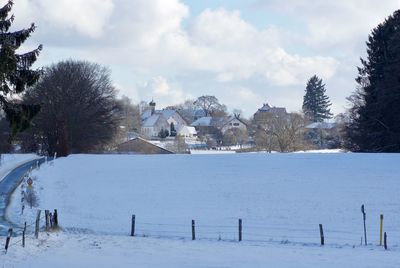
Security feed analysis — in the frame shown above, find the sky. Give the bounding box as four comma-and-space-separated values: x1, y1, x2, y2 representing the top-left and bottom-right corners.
8, 0, 400, 117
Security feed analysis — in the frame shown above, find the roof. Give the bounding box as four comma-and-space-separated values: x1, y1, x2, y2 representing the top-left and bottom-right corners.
191, 117, 213, 127
306, 122, 337, 129
220, 116, 247, 127
159, 109, 177, 119
142, 114, 167, 127
141, 110, 152, 121
116, 137, 174, 154
258, 103, 271, 111
141, 109, 183, 123
178, 126, 197, 135
256, 103, 287, 116
191, 116, 246, 128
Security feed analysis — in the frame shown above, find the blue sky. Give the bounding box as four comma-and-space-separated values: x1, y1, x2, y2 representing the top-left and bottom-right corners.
9, 0, 400, 117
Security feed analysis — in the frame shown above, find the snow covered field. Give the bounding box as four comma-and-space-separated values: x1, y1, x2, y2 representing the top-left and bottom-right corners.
3, 153, 400, 267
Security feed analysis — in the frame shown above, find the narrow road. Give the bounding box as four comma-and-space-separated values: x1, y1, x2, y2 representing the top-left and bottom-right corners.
0, 157, 45, 235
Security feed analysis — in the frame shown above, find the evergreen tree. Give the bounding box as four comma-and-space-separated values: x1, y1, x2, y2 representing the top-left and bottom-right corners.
302, 75, 333, 122
346, 10, 400, 152
0, 1, 42, 136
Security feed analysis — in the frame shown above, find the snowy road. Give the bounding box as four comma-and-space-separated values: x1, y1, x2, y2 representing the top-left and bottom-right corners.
0, 157, 44, 235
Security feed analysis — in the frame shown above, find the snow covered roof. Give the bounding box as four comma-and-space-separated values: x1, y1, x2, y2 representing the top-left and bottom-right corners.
306, 122, 337, 129
178, 126, 197, 135
159, 109, 177, 119
141, 110, 152, 121
259, 103, 271, 111
191, 116, 246, 128
191, 117, 213, 127
142, 114, 164, 127
141, 109, 181, 123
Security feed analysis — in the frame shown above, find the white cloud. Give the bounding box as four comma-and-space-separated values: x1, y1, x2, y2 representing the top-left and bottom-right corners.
13, 0, 114, 38
140, 77, 192, 108
10, 0, 394, 116
187, 9, 338, 86
256, 0, 400, 52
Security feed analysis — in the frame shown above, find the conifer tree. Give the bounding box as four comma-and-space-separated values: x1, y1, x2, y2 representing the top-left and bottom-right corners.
346, 10, 400, 152
302, 75, 333, 122
0, 0, 42, 136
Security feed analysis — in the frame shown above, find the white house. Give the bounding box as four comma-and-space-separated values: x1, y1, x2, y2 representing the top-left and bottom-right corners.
191, 116, 247, 135
220, 116, 248, 134
178, 126, 197, 138
141, 114, 170, 138
140, 100, 188, 138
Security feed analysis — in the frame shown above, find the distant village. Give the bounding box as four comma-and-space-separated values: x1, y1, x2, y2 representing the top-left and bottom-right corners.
115, 98, 342, 155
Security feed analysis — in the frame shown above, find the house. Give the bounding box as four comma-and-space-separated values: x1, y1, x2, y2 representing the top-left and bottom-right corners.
253, 103, 287, 124
219, 116, 248, 134
305, 122, 340, 149
140, 100, 188, 138
191, 116, 247, 135
115, 137, 174, 154
141, 113, 170, 138
178, 126, 197, 138
177, 109, 206, 124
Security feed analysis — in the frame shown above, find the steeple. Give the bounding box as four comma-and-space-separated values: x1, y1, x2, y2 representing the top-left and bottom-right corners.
149, 99, 156, 115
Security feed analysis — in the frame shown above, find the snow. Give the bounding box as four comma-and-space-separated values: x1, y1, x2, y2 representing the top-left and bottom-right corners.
0, 154, 39, 182
3, 153, 400, 267
190, 116, 212, 126
3, 233, 399, 268
190, 149, 236, 154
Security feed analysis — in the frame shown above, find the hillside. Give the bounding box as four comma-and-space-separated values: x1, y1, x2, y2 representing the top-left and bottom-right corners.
3, 153, 400, 267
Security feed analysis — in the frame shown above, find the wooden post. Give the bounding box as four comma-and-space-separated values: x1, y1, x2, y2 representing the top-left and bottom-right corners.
379, 214, 384, 246
35, 210, 41, 238
22, 222, 26, 247
45, 210, 50, 231
319, 224, 324, 246
192, 220, 196, 240
5, 228, 12, 253
131, 215, 136, 236
384, 232, 387, 250
54, 209, 58, 227
361, 204, 367, 245
238, 219, 242, 242
49, 212, 53, 228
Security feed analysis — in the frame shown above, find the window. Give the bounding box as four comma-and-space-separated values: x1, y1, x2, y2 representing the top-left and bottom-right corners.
233, 123, 240, 126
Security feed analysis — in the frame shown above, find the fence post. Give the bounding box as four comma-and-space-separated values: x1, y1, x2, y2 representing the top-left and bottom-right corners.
192, 220, 196, 240
384, 232, 387, 250
361, 204, 367, 245
5, 228, 12, 253
131, 215, 136, 237
319, 224, 324, 246
54, 209, 58, 228
238, 219, 242, 242
22, 222, 26, 247
35, 210, 41, 238
379, 214, 384, 246
45, 210, 50, 231
49, 212, 53, 228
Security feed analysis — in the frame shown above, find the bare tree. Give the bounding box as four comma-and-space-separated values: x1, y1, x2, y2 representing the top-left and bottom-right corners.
222, 128, 248, 147
194, 96, 227, 117
21, 60, 119, 156
254, 112, 308, 152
